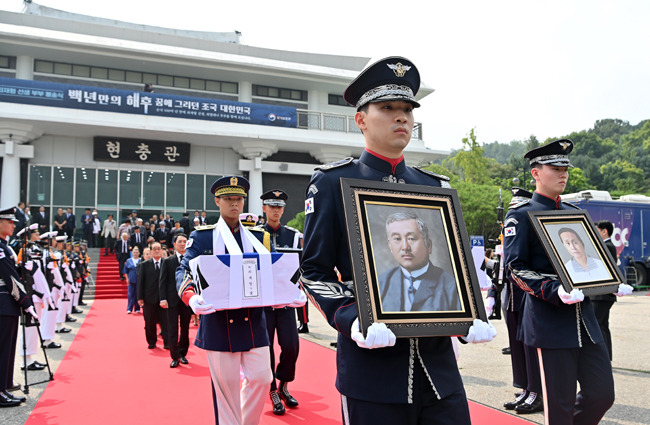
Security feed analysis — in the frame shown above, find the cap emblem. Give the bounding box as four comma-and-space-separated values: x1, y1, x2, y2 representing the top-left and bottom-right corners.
230, 176, 238, 186
273, 191, 282, 198
560, 141, 571, 150
387, 62, 411, 77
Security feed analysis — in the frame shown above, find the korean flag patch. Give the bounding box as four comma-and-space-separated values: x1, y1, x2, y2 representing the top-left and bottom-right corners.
504, 226, 517, 237
305, 197, 315, 215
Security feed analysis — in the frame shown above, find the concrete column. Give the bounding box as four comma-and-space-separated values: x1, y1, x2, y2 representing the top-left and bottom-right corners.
233, 141, 278, 216
247, 161, 263, 216
239, 81, 252, 103
308, 89, 319, 111
0, 142, 21, 207
16, 56, 34, 80
0, 122, 40, 207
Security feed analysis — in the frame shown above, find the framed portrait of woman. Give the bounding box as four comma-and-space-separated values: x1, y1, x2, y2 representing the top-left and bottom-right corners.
527, 210, 623, 296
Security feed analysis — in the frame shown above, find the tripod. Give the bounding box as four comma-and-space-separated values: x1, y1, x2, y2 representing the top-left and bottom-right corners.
20, 311, 54, 394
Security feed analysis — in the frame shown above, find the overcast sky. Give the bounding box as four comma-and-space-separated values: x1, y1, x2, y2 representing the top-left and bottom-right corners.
2, 0, 649, 151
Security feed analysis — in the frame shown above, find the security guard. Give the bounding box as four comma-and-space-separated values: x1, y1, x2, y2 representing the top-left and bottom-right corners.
299, 57, 495, 425
175, 176, 274, 425
0, 207, 36, 407
260, 189, 302, 415
503, 139, 632, 424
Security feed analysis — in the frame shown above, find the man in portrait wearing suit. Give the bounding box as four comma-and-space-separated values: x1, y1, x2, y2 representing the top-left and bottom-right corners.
114, 232, 132, 281
378, 212, 460, 312
159, 233, 191, 368
137, 242, 168, 349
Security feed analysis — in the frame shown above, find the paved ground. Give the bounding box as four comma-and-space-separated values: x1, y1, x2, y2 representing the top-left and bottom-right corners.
3, 248, 648, 424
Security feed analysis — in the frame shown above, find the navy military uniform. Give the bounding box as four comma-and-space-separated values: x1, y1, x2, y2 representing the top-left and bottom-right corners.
504, 140, 614, 424
490, 187, 543, 413
175, 176, 274, 425
260, 189, 302, 414
300, 57, 472, 425
0, 207, 33, 406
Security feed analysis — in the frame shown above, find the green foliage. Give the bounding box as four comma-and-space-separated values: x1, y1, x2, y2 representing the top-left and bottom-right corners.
453, 182, 512, 242
422, 163, 459, 184
565, 167, 590, 193
453, 128, 490, 184
600, 160, 645, 193
286, 211, 305, 233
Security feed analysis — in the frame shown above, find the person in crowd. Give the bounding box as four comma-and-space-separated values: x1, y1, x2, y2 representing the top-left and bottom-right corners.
53, 207, 67, 237
123, 246, 141, 314
35, 205, 49, 234
299, 57, 495, 425
159, 233, 190, 368
101, 214, 117, 256
170, 221, 185, 240
117, 218, 132, 239
154, 221, 170, 246
90, 210, 101, 248
131, 225, 145, 252
64, 207, 76, 238
14, 202, 28, 236
179, 212, 190, 233
115, 232, 132, 281
137, 242, 168, 349
591, 220, 619, 360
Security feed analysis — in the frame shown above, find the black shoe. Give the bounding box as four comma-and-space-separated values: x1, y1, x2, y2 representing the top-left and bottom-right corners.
515, 392, 543, 414
270, 391, 285, 415
163, 345, 169, 350
148, 344, 156, 349
43, 341, 61, 349
79, 302, 88, 306
502, 347, 511, 355
0, 391, 21, 407
504, 390, 528, 410
170, 359, 179, 368
55, 327, 72, 333
21, 361, 46, 371
71, 307, 83, 314
3, 391, 26, 403
179, 356, 188, 365
278, 383, 299, 407
297, 323, 310, 334
65, 315, 77, 323
6, 384, 20, 392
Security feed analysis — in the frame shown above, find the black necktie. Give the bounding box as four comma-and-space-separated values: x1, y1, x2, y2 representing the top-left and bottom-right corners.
136, 234, 140, 243
123, 241, 127, 252
179, 254, 184, 262
155, 261, 159, 272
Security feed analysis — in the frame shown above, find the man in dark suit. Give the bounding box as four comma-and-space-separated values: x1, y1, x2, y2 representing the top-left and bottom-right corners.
592, 220, 618, 360
378, 212, 460, 312
13, 202, 27, 236
53, 207, 67, 236
114, 232, 131, 281
153, 221, 170, 246
200, 210, 209, 225
159, 233, 191, 368
178, 212, 190, 234
130, 226, 145, 253
34, 206, 49, 234
137, 242, 168, 349
64, 207, 76, 238
81, 208, 93, 243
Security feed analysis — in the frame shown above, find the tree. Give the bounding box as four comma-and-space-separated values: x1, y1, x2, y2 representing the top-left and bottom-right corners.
565, 167, 589, 193
453, 128, 490, 184
600, 160, 645, 193
453, 182, 511, 242
286, 211, 305, 233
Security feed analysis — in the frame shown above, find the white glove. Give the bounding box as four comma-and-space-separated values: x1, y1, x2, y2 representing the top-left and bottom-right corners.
24, 260, 34, 271
288, 291, 307, 308
615, 283, 633, 297
462, 319, 497, 343
485, 296, 496, 316
188, 294, 216, 315
351, 318, 396, 349
558, 286, 584, 304
26, 306, 39, 321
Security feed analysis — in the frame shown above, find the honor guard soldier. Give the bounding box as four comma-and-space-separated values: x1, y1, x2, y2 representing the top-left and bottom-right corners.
487, 187, 543, 413
504, 139, 633, 424
176, 176, 303, 425
299, 57, 495, 425
260, 189, 303, 415
0, 207, 37, 407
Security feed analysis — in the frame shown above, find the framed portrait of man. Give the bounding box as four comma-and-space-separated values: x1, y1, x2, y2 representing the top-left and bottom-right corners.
340, 178, 487, 338
527, 210, 623, 296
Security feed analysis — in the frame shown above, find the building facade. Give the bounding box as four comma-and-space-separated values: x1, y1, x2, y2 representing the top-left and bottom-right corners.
0, 3, 447, 228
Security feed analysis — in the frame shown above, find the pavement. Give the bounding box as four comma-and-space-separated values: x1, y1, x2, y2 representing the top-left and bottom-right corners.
3, 248, 648, 424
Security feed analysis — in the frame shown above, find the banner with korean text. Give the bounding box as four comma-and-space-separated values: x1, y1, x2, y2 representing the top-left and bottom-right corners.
0, 77, 297, 127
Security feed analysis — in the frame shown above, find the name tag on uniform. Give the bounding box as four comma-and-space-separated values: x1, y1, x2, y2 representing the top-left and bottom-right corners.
242, 258, 259, 298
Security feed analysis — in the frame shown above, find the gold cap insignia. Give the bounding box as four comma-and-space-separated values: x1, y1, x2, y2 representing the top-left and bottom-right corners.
387, 62, 411, 77
560, 141, 571, 150
230, 176, 238, 186
273, 191, 282, 198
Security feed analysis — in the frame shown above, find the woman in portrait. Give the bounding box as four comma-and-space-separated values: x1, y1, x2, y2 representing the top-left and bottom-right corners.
558, 227, 610, 283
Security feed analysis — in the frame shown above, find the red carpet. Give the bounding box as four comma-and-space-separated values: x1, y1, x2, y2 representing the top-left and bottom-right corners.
93, 253, 127, 299
26, 299, 533, 424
